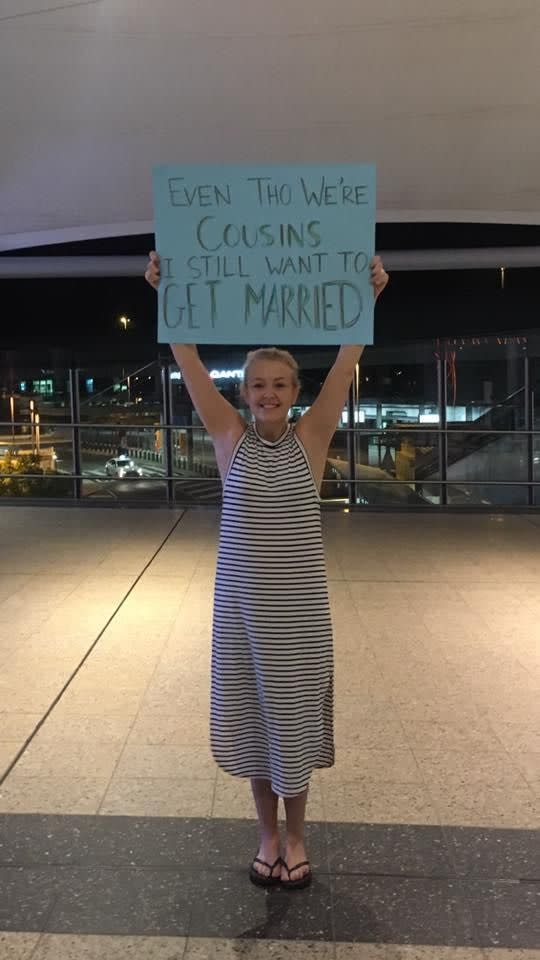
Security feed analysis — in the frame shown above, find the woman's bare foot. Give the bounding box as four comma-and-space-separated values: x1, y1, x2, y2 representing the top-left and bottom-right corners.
252, 834, 281, 880
281, 838, 311, 884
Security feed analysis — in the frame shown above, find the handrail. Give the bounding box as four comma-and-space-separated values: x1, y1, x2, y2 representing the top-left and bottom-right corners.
2, 352, 539, 508
0, 473, 537, 486
1, 421, 539, 435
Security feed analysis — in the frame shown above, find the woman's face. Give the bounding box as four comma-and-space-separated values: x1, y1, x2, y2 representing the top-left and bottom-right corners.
242, 360, 299, 426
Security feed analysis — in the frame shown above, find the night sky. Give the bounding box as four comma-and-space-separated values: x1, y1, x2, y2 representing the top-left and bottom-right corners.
1, 223, 539, 355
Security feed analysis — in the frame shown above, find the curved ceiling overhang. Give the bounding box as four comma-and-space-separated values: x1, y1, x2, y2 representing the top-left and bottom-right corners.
1, 1, 539, 252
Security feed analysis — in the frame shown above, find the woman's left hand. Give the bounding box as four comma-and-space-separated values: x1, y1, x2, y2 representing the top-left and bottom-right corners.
370, 255, 389, 301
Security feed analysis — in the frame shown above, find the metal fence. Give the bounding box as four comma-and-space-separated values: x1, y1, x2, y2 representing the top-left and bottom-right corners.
1, 363, 539, 509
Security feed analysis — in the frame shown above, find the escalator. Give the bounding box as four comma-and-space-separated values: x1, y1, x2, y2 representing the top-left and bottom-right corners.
415, 386, 526, 482
324, 457, 427, 506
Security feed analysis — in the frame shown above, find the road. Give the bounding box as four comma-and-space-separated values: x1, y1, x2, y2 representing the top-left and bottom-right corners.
57, 452, 222, 504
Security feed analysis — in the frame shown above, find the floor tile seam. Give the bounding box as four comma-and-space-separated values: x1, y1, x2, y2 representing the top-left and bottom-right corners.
450, 872, 501, 952
31, 877, 63, 943
328, 876, 338, 959
184, 871, 490, 951
363, 689, 437, 788
406, 737, 530, 786
345, 575, 540, 585
178, 936, 189, 960
480, 729, 540, 793
0, 512, 187, 791
343, 577, 454, 584
335, 553, 346, 584
390, 742, 455, 826
387, 627, 537, 703
1, 863, 210, 877
418, 778, 455, 833
319, 814, 336, 954
338, 582, 387, 685
95, 719, 145, 816
99, 544, 201, 795
7, 940, 524, 959
331, 874, 480, 953
422, 771, 540, 834
27, 932, 43, 960
208, 766, 220, 818
96, 663, 208, 813
335, 618, 482, 743
0, 576, 40, 611
2, 810, 538, 837
2, 861, 539, 885
514, 655, 540, 679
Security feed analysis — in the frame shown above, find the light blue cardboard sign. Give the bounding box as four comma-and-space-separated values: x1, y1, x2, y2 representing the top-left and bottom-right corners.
153, 164, 376, 345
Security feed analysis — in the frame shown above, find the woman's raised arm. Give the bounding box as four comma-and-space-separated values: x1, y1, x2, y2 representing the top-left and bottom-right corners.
145, 252, 244, 444
296, 256, 389, 449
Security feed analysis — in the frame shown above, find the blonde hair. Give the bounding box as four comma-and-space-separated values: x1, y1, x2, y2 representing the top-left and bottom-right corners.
243, 347, 300, 387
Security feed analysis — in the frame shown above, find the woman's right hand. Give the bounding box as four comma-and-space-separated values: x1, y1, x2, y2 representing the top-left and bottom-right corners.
144, 250, 161, 290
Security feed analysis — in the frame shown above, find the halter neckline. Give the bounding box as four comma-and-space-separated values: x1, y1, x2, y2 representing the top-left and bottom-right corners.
253, 422, 291, 446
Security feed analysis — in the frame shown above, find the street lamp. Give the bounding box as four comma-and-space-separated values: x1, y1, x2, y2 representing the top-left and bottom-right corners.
9, 395, 15, 441
35, 413, 41, 456
119, 315, 131, 331
29, 399, 35, 454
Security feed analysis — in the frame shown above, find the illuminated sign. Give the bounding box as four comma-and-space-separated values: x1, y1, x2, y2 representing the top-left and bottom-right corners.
32, 379, 53, 395
341, 409, 366, 425
171, 368, 243, 382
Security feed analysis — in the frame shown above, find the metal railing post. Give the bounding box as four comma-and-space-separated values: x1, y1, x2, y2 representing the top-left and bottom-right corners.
347, 385, 356, 506
69, 369, 82, 500
524, 355, 534, 506
437, 352, 448, 506
161, 363, 175, 505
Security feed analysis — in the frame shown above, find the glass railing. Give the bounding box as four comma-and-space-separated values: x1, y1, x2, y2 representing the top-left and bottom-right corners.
1, 354, 539, 508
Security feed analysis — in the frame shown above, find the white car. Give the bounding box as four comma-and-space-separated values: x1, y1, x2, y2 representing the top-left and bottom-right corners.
105, 457, 143, 479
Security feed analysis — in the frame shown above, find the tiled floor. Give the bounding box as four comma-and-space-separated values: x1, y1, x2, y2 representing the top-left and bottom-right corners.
0, 506, 539, 957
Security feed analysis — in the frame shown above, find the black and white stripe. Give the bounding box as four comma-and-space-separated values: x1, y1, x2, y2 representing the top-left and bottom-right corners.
210, 423, 334, 797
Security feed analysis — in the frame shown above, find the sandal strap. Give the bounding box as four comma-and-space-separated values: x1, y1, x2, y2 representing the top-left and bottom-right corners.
283, 859, 310, 878
253, 856, 282, 873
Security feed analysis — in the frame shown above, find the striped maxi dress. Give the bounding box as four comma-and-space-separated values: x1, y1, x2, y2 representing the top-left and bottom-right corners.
210, 421, 334, 797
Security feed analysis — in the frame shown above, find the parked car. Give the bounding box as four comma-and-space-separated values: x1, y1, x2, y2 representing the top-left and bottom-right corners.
105, 456, 143, 478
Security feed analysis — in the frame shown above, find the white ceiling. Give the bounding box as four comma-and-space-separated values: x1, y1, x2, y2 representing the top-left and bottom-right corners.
1, 0, 539, 251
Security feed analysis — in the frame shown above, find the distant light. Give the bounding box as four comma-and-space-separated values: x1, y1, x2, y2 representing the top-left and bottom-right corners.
210, 368, 243, 380
419, 414, 440, 424
341, 410, 365, 425
119, 316, 131, 331
171, 368, 243, 382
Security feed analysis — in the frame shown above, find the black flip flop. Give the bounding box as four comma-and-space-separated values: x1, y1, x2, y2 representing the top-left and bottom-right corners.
281, 859, 312, 890
249, 855, 282, 888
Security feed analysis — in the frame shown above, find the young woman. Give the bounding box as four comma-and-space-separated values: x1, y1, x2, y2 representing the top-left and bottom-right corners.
145, 252, 388, 889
